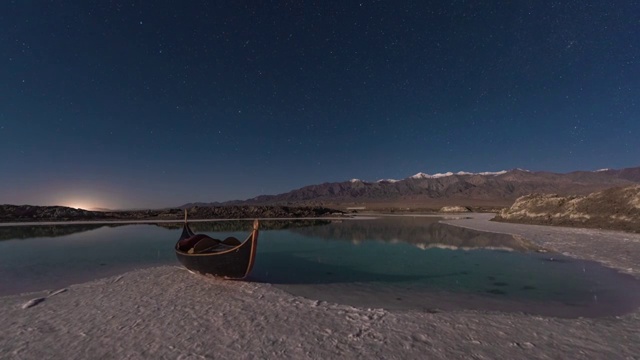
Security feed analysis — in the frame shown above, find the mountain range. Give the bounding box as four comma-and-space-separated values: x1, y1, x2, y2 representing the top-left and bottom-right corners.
183, 166, 640, 209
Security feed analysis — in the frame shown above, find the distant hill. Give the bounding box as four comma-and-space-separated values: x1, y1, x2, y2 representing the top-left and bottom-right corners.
184, 166, 640, 209
0, 204, 341, 223
178, 201, 225, 209
592, 167, 640, 182
0, 205, 109, 222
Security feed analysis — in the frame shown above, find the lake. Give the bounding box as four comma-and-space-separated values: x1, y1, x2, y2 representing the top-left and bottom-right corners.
2, 216, 639, 318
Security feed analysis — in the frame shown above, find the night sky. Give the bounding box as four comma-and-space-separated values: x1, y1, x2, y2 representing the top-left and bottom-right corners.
1, 1, 638, 209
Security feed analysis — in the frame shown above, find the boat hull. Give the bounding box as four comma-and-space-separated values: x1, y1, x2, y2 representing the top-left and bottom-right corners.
174, 219, 259, 280
175, 236, 256, 279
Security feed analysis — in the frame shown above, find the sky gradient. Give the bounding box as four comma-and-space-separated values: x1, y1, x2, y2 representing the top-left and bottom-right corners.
1, 1, 638, 209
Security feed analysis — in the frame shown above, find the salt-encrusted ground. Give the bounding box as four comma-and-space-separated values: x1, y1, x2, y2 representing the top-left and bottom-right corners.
441, 214, 640, 277
1, 214, 639, 359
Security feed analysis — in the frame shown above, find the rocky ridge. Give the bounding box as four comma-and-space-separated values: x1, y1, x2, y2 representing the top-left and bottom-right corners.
493, 185, 640, 233
194, 166, 640, 208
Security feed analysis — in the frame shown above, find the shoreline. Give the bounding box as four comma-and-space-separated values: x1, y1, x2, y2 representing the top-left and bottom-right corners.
0, 216, 356, 227
2, 214, 640, 358
441, 213, 640, 278
0, 212, 460, 227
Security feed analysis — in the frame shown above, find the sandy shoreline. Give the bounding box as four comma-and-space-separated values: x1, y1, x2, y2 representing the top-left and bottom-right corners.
2, 214, 640, 359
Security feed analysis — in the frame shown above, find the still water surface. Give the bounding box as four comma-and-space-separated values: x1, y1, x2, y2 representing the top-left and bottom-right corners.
1, 217, 639, 318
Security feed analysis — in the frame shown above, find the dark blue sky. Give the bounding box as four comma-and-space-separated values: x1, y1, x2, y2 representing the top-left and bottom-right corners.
1, 1, 638, 209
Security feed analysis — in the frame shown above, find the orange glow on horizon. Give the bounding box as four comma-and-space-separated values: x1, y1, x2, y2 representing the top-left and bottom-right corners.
60, 198, 105, 211
64, 203, 94, 210
54, 191, 123, 211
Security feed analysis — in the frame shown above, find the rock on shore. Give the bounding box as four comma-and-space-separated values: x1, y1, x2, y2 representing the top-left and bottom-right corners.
439, 206, 472, 213
493, 185, 640, 233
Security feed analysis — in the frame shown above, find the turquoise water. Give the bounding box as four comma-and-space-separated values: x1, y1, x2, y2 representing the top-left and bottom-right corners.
1, 217, 639, 318
0, 225, 180, 294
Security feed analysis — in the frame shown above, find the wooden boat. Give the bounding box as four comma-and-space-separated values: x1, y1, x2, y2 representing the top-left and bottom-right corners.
175, 211, 259, 279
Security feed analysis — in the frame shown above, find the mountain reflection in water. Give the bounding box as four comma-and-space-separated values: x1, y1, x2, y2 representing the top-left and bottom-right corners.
251, 217, 640, 318
290, 217, 542, 252
2, 217, 639, 318
0, 219, 330, 241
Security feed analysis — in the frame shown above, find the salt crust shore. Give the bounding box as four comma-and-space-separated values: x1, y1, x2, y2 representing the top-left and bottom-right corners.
2, 214, 640, 359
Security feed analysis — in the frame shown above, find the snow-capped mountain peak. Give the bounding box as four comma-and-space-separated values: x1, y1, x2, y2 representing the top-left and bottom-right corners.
410, 172, 431, 179
348, 169, 516, 184
409, 170, 507, 179
477, 170, 508, 176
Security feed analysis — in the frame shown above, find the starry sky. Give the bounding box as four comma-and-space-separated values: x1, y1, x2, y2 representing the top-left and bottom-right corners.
1, 1, 638, 209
